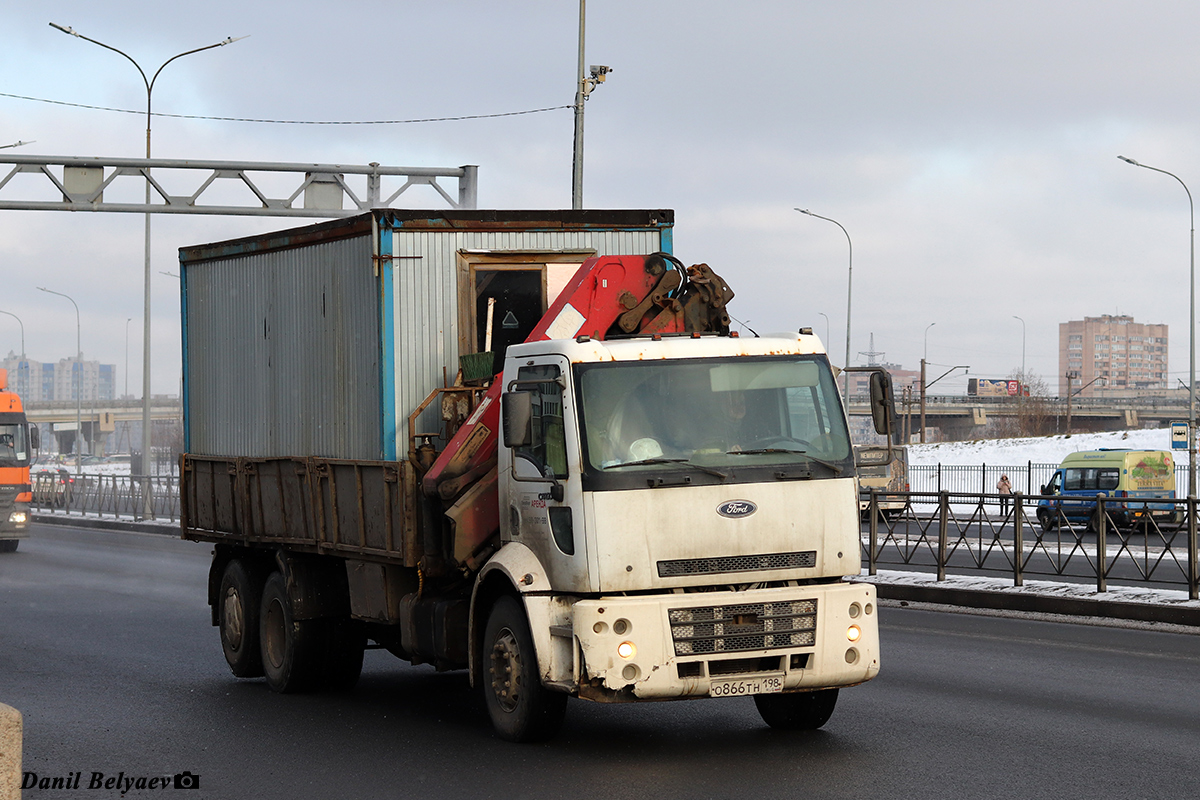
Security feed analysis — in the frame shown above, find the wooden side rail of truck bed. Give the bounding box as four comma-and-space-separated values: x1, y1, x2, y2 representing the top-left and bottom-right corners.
181, 454, 421, 566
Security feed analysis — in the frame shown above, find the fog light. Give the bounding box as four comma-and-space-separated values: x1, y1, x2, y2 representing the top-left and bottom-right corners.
846, 624, 861, 642
8, 511, 26, 525
617, 641, 637, 659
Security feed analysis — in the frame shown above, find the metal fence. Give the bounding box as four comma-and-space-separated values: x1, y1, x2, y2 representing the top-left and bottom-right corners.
863, 490, 1200, 599
31, 472, 181, 523
910, 462, 1190, 497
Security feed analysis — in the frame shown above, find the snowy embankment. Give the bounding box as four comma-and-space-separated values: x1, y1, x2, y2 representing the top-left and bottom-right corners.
907, 428, 1184, 467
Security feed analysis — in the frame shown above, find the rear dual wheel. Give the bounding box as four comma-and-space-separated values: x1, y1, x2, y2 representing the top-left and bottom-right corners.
218, 560, 364, 692
219, 560, 265, 677
258, 571, 365, 693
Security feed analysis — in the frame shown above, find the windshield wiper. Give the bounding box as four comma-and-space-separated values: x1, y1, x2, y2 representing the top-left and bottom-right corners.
726, 449, 844, 475
605, 457, 728, 479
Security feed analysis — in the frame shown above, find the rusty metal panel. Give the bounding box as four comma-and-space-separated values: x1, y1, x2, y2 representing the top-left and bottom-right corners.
183, 233, 382, 459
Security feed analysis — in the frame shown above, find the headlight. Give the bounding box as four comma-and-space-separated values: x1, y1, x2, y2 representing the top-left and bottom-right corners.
8, 511, 27, 525
617, 641, 637, 659
846, 624, 862, 642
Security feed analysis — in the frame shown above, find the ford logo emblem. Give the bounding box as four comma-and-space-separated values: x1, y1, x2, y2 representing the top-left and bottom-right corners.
717, 500, 757, 519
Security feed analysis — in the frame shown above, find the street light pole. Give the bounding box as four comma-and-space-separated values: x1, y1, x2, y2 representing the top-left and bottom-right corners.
1118, 155, 1195, 498
796, 208, 853, 395
52, 23, 243, 507
1013, 315, 1026, 379
37, 288, 82, 474
0, 310, 24, 358
124, 317, 132, 399
920, 323, 935, 444
818, 312, 831, 346
570, 2, 609, 210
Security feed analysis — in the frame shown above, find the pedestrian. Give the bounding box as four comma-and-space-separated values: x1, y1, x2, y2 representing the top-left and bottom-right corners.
997, 474, 1013, 514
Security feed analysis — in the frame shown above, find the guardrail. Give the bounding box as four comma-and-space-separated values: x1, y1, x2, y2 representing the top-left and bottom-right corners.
908, 462, 1190, 497
864, 490, 1200, 599
31, 472, 181, 523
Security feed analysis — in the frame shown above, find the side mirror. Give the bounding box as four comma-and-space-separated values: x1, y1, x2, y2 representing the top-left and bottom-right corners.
29, 423, 39, 451
501, 391, 533, 448
869, 371, 895, 437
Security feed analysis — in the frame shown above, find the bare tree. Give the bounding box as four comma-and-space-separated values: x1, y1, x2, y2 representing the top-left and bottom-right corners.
986, 369, 1054, 438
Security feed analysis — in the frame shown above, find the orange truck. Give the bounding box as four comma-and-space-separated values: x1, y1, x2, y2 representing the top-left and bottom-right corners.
0, 368, 39, 552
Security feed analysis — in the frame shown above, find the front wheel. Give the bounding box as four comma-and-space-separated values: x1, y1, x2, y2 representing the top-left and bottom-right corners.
0, 539, 17, 553
482, 595, 567, 742
1036, 508, 1057, 532
754, 688, 839, 730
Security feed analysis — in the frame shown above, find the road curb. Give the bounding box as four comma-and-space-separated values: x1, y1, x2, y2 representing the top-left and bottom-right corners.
867, 580, 1200, 627
32, 514, 178, 536
0, 703, 20, 800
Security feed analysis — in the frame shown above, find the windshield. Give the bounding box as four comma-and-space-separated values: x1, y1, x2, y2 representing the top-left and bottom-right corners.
0, 423, 29, 468
576, 355, 852, 489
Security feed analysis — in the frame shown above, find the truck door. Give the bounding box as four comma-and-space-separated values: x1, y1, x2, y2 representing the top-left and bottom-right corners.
503, 356, 590, 593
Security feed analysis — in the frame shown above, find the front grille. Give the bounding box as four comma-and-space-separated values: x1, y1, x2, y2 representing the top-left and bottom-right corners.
708, 656, 784, 676
668, 599, 818, 656
657, 550, 817, 578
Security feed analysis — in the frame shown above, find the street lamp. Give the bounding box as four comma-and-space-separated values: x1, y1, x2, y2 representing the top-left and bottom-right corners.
52, 23, 244, 503
0, 310, 24, 358
1013, 315, 1025, 379
1118, 155, 1195, 498
818, 312, 831, 346
796, 208, 853, 395
124, 318, 132, 399
37, 287, 82, 475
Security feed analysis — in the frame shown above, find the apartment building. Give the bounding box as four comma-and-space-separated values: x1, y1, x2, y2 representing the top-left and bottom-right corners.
1058, 315, 1168, 397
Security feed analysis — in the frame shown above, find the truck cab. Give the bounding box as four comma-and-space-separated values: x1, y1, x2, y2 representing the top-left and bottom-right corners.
0, 368, 39, 552
482, 333, 878, 710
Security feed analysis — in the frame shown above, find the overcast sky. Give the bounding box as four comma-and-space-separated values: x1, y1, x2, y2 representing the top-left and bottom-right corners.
3, 0, 1200, 396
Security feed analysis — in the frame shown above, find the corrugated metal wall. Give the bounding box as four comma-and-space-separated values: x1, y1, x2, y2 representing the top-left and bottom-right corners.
389, 229, 664, 453
185, 235, 382, 459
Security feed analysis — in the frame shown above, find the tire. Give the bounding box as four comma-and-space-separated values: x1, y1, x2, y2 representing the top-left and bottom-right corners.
1036, 508, 1056, 532
218, 560, 265, 678
482, 595, 567, 742
754, 688, 839, 730
0, 540, 18, 553
259, 572, 322, 693
1086, 509, 1101, 534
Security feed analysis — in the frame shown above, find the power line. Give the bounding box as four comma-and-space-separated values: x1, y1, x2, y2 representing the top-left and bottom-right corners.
0, 91, 572, 125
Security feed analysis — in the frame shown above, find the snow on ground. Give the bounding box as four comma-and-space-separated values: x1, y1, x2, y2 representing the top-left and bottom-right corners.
907, 428, 1182, 467
861, 568, 1200, 608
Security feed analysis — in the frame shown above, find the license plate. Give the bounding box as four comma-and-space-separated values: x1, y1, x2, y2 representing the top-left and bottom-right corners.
709, 675, 784, 697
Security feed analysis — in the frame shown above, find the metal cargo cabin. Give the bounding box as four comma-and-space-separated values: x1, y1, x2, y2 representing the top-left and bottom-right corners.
178, 209, 675, 462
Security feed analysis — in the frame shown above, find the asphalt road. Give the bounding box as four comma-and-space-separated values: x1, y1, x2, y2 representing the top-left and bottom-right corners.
2, 523, 1198, 800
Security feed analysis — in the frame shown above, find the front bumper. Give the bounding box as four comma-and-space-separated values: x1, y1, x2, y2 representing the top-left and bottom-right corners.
572, 582, 879, 701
